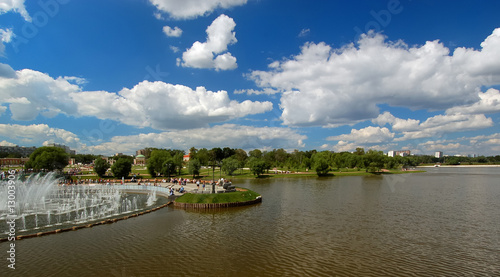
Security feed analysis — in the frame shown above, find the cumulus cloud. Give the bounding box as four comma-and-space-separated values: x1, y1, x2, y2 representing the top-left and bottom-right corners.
0, 140, 16, 146
445, 88, 500, 115
163, 25, 182, 37
84, 124, 306, 155
249, 29, 500, 127
0, 0, 31, 21
149, 0, 247, 19
372, 111, 420, 132
180, 14, 237, 70
395, 114, 493, 141
70, 80, 273, 130
0, 124, 80, 147
0, 65, 272, 129
0, 67, 80, 120
327, 126, 395, 144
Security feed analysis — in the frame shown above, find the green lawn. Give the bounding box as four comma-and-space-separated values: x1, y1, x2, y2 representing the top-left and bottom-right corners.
62, 165, 424, 182
175, 189, 261, 204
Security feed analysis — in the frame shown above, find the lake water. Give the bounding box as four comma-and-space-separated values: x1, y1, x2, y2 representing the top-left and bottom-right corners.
2, 167, 500, 276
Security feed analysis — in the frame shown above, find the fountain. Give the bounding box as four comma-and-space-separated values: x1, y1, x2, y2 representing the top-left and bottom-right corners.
0, 173, 165, 238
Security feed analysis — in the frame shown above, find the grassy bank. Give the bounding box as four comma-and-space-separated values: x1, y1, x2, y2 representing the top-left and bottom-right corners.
62, 165, 424, 182
175, 189, 261, 204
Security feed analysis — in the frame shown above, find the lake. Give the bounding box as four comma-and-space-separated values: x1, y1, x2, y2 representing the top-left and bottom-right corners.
3, 167, 500, 276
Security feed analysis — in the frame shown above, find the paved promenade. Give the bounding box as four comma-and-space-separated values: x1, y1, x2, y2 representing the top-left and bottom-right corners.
120, 180, 224, 195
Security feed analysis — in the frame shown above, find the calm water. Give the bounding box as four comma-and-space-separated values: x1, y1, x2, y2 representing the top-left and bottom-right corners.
2, 167, 500, 276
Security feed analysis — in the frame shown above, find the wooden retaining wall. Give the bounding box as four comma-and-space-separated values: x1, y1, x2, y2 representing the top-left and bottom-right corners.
173, 196, 262, 209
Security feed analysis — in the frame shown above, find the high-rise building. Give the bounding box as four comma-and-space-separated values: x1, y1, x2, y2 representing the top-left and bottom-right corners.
0, 145, 37, 157
45, 143, 76, 155
435, 151, 443, 158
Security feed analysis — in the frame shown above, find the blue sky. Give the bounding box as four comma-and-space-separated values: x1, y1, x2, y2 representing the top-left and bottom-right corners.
1, 0, 500, 156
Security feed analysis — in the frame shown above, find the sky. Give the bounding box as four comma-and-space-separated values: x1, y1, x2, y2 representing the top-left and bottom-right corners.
0, 0, 500, 156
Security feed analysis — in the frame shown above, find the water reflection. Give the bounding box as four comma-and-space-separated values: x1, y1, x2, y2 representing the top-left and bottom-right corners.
6, 168, 500, 276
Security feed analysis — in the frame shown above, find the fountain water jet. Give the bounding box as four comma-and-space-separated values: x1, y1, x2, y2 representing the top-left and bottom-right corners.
1, 173, 166, 237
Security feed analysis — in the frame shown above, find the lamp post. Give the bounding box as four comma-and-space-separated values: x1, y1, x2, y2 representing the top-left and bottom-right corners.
166, 162, 171, 181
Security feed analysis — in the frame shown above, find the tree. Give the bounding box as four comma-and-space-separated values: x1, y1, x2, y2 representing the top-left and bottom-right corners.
222, 147, 235, 160
312, 151, 331, 176
72, 154, 98, 164
234, 149, 248, 174
248, 157, 266, 177
111, 157, 132, 179
365, 150, 385, 172
355, 147, 365, 156
94, 157, 110, 178
196, 148, 210, 165
248, 149, 262, 159
173, 152, 184, 175
188, 158, 201, 178
26, 146, 69, 172
222, 157, 239, 175
147, 150, 171, 177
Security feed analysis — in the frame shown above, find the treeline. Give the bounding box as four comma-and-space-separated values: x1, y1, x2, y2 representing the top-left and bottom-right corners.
146, 147, 500, 177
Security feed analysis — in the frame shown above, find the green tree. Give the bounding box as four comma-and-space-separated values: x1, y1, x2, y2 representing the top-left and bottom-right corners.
365, 150, 385, 172
111, 157, 132, 179
26, 146, 69, 172
234, 149, 248, 174
248, 157, 266, 177
162, 157, 177, 178
147, 150, 171, 177
196, 148, 210, 165
188, 158, 201, 178
173, 152, 184, 175
222, 157, 239, 175
94, 157, 110, 178
312, 151, 331, 176
248, 149, 262, 159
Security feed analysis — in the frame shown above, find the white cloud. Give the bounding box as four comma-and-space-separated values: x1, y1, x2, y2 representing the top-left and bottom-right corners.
149, 0, 247, 19
0, 65, 272, 129
163, 25, 182, 37
372, 111, 420, 132
170, 45, 180, 53
249, 29, 500, 127
298, 28, 310, 38
395, 114, 493, 141
0, 28, 14, 56
0, 124, 80, 147
445, 88, 500, 115
0, 140, 16, 146
0, 0, 31, 21
71, 81, 273, 130
0, 67, 80, 120
83, 124, 306, 155
180, 14, 237, 71
327, 126, 395, 144
234, 88, 281, 95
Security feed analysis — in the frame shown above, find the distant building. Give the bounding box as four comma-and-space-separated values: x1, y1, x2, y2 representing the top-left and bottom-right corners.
0, 145, 37, 157
134, 155, 146, 165
136, 149, 147, 156
45, 143, 76, 155
98, 156, 115, 166
183, 154, 190, 162
0, 157, 29, 166
435, 151, 443, 158
388, 150, 410, 157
